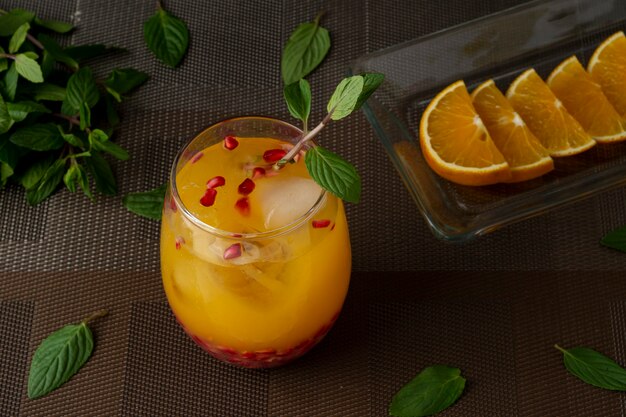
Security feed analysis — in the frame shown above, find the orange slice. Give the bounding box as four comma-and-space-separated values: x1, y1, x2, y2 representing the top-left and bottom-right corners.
471, 80, 553, 182
506, 69, 595, 157
588, 31, 626, 117
419, 80, 511, 186
547, 55, 626, 143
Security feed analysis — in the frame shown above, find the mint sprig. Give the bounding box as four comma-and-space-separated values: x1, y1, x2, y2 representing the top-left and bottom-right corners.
280, 72, 384, 202
123, 183, 167, 220
555, 344, 626, 391
27, 310, 107, 399
281, 12, 330, 85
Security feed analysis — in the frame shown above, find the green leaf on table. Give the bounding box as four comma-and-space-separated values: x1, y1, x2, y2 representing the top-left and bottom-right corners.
143, 7, 189, 67
0, 94, 12, 134
84, 152, 116, 195
1, 161, 13, 186
105, 68, 149, 98
14, 53, 43, 83
33, 17, 74, 33
0, 135, 26, 168
63, 163, 90, 194
305, 146, 361, 203
281, 14, 330, 84
0, 46, 7, 72
64, 67, 100, 113
78, 102, 91, 129
27, 321, 93, 399
354, 72, 385, 110
88, 129, 129, 160
0, 9, 35, 37
283, 78, 311, 126
58, 127, 85, 148
4, 63, 19, 100
40, 50, 54, 78
10, 123, 65, 151
9, 22, 30, 53
19, 153, 55, 190
28, 83, 66, 101
389, 366, 466, 417
7, 100, 50, 122
326, 75, 364, 120
26, 158, 65, 205
601, 226, 626, 253
123, 183, 167, 220
37, 34, 79, 70
555, 345, 626, 391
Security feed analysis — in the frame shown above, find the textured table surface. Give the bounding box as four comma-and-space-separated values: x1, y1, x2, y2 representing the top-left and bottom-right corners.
2, 0, 626, 416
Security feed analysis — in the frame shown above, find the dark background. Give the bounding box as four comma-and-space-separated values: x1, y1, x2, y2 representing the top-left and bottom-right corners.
1, 0, 626, 415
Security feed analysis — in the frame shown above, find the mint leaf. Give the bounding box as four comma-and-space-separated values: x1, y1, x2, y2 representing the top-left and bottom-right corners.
14, 53, 43, 83
601, 226, 626, 253
84, 152, 116, 195
65, 44, 124, 62
37, 34, 79, 70
389, 366, 466, 417
327, 75, 364, 120
0, 46, 7, 72
305, 146, 361, 203
58, 128, 85, 148
354, 72, 385, 110
105, 95, 120, 127
33, 17, 74, 33
28, 83, 66, 101
7, 100, 50, 122
10, 123, 64, 151
27, 320, 94, 399
555, 345, 626, 391
64, 67, 99, 113
0, 9, 35, 37
19, 154, 55, 190
1, 161, 13, 186
4, 63, 18, 100
283, 79, 311, 126
26, 158, 65, 205
0, 94, 12, 134
123, 184, 167, 220
281, 16, 330, 84
88, 129, 129, 160
9, 22, 30, 54
143, 8, 189, 67
105, 68, 149, 97
63, 163, 89, 194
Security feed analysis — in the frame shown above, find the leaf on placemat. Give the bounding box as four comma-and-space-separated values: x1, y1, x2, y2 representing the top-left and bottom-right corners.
84, 152, 117, 195
143, 6, 189, 67
7, 100, 50, 122
0, 94, 12, 134
64, 44, 125, 62
88, 129, 129, 160
27, 82, 66, 101
10, 123, 65, 151
3, 62, 18, 100
123, 184, 167, 220
555, 344, 626, 391
326, 75, 364, 120
8, 22, 30, 53
19, 154, 55, 190
305, 146, 361, 203
389, 366, 466, 417
0, 9, 35, 37
283, 78, 311, 126
105, 68, 149, 100
601, 226, 626, 253
64, 67, 100, 114
26, 158, 65, 205
354, 72, 385, 110
28, 310, 106, 399
37, 34, 79, 70
281, 14, 330, 84
33, 17, 74, 33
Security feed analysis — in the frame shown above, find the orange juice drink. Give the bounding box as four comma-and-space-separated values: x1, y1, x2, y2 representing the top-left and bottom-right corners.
160, 117, 351, 368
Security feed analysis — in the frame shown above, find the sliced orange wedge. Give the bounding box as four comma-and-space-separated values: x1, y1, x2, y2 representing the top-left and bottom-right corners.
419, 80, 511, 186
588, 31, 626, 117
547, 55, 626, 143
471, 80, 553, 182
506, 69, 596, 157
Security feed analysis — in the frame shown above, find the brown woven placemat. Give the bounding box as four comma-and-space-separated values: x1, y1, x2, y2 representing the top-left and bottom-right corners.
2, 0, 626, 415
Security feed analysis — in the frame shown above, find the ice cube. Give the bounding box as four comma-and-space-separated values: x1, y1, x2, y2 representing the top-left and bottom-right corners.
254, 177, 323, 230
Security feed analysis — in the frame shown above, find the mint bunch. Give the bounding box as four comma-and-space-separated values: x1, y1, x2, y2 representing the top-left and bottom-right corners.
0, 7, 148, 205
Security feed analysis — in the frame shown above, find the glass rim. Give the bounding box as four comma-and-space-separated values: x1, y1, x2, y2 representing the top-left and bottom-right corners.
169, 116, 327, 240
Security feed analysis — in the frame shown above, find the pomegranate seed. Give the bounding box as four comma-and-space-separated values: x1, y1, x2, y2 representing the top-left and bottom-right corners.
175, 236, 185, 250
223, 136, 239, 150
252, 167, 266, 179
224, 243, 242, 260
263, 149, 287, 163
200, 188, 217, 207
238, 178, 255, 195
312, 219, 331, 228
190, 152, 204, 163
206, 175, 226, 189
235, 197, 250, 216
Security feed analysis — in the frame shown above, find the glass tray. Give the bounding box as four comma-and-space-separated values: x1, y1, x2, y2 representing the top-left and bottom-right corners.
352, 0, 626, 241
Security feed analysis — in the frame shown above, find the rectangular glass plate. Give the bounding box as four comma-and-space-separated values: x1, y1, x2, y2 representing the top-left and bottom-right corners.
352, 0, 626, 241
